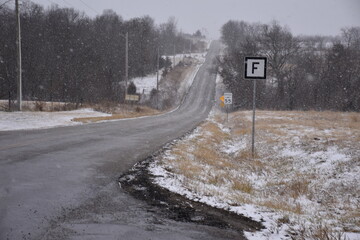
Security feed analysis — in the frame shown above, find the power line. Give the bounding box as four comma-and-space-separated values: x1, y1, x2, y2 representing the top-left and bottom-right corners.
61, 0, 74, 8
39, 0, 77, 12
77, 0, 99, 15
39, 0, 75, 9
45, 0, 58, 6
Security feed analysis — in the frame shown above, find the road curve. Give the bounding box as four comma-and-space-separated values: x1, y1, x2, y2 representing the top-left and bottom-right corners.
0, 41, 244, 240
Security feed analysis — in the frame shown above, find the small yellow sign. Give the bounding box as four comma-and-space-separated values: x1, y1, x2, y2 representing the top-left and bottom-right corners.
220, 95, 225, 107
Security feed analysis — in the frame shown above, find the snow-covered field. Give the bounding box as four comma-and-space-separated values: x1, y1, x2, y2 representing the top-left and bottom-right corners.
0, 108, 111, 131
148, 108, 360, 240
132, 52, 206, 95
132, 72, 159, 95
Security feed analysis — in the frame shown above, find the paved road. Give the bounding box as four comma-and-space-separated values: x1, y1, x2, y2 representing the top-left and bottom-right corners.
0, 41, 244, 240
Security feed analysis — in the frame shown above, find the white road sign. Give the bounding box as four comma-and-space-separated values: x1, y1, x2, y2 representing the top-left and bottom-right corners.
224, 92, 232, 105
125, 94, 140, 101
245, 57, 267, 79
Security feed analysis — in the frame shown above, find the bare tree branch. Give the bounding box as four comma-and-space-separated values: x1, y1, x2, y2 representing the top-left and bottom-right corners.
0, 0, 12, 9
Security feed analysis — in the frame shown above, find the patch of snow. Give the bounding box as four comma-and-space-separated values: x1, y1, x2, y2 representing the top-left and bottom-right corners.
281, 147, 306, 158
132, 72, 159, 94
178, 64, 202, 98
216, 72, 223, 84
132, 51, 207, 96
222, 138, 247, 155
0, 108, 111, 131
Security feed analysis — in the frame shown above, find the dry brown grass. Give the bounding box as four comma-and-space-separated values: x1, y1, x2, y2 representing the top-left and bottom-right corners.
264, 172, 315, 200
348, 113, 360, 129
156, 109, 360, 235
176, 159, 204, 179
232, 127, 252, 136
229, 193, 252, 205
163, 65, 193, 85
201, 122, 231, 143
339, 205, 360, 232
207, 172, 229, 186
289, 223, 350, 240
161, 121, 235, 186
283, 111, 360, 130
165, 143, 205, 179
260, 200, 303, 215
253, 111, 360, 150
4, 101, 78, 112
230, 115, 252, 136
231, 178, 253, 194
235, 149, 260, 161
192, 144, 234, 169
213, 114, 225, 123
286, 178, 311, 199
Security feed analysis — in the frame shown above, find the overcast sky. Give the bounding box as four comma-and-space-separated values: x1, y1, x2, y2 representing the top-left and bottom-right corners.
29, 0, 360, 38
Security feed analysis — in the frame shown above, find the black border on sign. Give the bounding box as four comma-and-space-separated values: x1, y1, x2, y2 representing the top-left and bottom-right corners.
244, 57, 267, 79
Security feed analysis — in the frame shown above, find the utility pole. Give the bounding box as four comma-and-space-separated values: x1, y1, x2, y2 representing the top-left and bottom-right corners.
156, 46, 159, 92
15, 0, 22, 111
125, 32, 128, 96
156, 46, 160, 109
183, 43, 185, 61
173, 44, 176, 68
189, 41, 192, 57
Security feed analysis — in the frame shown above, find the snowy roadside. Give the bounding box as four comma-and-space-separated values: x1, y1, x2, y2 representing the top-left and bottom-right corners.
0, 108, 111, 131
148, 109, 360, 240
146, 75, 360, 240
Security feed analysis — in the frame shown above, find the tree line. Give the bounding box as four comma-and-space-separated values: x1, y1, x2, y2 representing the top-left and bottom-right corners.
0, 1, 205, 109
219, 20, 360, 111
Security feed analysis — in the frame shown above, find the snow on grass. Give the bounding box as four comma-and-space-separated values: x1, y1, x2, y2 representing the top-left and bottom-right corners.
178, 63, 202, 96
132, 52, 207, 95
0, 108, 111, 131
163, 52, 207, 66
132, 72, 159, 94
148, 109, 360, 240
216, 71, 223, 84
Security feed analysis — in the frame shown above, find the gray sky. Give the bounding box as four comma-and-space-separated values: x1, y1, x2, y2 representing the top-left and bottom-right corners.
29, 0, 360, 38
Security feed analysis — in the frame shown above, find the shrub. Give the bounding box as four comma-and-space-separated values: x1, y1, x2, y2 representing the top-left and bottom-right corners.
127, 81, 137, 95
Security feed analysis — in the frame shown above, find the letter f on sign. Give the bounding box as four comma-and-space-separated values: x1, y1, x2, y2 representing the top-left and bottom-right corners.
252, 62, 259, 74
244, 57, 267, 79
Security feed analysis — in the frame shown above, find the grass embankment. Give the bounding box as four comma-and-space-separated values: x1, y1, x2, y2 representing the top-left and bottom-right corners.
0, 100, 162, 123
153, 110, 360, 239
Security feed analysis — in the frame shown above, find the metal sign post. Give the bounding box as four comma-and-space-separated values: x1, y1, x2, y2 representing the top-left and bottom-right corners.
224, 93, 232, 123
244, 57, 267, 158
251, 79, 256, 157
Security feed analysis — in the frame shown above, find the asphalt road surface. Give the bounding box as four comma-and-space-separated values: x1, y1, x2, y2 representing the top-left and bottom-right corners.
0, 41, 245, 240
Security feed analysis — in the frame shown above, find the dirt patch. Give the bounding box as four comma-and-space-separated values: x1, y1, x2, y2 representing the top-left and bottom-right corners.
118, 151, 264, 234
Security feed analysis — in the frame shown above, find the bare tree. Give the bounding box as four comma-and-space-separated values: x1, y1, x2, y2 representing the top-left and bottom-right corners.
259, 21, 300, 108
